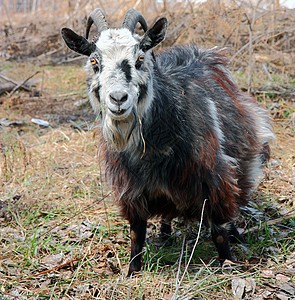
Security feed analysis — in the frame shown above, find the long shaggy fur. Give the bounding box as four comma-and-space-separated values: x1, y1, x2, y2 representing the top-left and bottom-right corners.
101, 45, 273, 224
61, 13, 274, 276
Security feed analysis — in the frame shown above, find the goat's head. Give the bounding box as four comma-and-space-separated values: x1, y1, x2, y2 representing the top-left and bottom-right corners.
61, 9, 167, 152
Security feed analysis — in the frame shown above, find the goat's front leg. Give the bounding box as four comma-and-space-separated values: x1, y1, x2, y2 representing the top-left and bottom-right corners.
127, 219, 147, 276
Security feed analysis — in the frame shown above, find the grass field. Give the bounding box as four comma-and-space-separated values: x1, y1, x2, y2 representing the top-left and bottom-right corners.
1, 56, 294, 300
1, 1, 295, 299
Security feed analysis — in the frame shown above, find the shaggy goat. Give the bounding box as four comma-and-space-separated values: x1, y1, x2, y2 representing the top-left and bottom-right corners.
61, 8, 274, 276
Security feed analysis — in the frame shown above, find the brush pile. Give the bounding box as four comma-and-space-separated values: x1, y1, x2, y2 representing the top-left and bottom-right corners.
1, 0, 294, 74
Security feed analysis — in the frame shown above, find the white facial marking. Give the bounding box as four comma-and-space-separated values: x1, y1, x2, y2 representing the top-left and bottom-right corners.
86, 28, 153, 151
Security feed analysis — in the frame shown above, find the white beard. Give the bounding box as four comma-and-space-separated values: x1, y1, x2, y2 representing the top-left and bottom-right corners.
103, 107, 140, 152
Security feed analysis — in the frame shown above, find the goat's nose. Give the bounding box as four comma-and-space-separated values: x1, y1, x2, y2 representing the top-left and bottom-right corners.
109, 91, 128, 105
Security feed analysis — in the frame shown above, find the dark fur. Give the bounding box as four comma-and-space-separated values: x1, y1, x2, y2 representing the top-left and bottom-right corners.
62, 17, 273, 277
120, 59, 132, 82
98, 45, 272, 275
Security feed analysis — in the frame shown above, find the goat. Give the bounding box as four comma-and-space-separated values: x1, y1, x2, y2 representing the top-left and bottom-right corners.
61, 8, 274, 276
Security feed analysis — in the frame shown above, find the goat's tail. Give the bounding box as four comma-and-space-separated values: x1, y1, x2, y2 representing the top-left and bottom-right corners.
256, 111, 274, 166
260, 142, 271, 166
245, 103, 274, 189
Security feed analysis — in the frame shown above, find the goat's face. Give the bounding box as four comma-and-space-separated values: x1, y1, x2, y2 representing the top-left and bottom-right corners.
61, 16, 167, 151
87, 28, 152, 121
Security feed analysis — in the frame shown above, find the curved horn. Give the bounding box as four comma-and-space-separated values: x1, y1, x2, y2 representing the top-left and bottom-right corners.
122, 8, 148, 33
86, 8, 109, 39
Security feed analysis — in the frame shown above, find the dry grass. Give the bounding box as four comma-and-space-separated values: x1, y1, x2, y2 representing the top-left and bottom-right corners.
1, 119, 293, 299
0, 0, 295, 299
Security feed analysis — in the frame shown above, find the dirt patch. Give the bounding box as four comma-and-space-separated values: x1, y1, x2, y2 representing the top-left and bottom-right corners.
2, 94, 96, 126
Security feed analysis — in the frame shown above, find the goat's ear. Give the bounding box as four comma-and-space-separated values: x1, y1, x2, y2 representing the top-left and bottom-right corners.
140, 17, 168, 52
61, 28, 96, 56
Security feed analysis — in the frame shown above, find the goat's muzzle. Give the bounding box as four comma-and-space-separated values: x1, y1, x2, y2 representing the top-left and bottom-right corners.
106, 91, 133, 120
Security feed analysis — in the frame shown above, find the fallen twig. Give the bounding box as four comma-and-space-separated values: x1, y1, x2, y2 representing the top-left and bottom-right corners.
0, 73, 31, 92
0, 82, 18, 94
32, 256, 82, 277
243, 212, 295, 234
262, 64, 273, 81
9, 71, 40, 96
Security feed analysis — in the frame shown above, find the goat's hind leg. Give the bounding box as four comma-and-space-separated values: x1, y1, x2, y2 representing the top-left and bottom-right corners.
211, 223, 234, 262
160, 218, 173, 246
228, 222, 245, 244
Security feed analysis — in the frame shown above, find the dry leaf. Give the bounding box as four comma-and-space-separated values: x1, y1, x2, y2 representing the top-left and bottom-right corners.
261, 269, 275, 278
245, 278, 256, 294
275, 273, 290, 283
276, 293, 289, 300
40, 252, 65, 268
232, 277, 245, 299
278, 283, 295, 297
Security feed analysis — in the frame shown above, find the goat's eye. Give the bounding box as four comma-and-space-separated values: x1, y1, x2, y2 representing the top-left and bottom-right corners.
135, 56, 144, 69
90, 58, 100, 72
